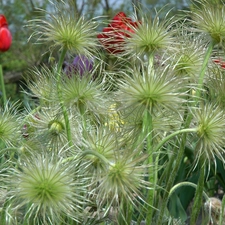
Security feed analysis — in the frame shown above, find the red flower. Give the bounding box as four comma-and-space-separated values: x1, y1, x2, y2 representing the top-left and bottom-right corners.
220, 62, 225, 69
97, 12, 139, 54
213, 58, 225, 69
213, 59, 220, 64
0, 15, 12, 52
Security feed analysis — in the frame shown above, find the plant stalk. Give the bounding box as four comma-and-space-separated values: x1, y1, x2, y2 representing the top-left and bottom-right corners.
190, 157, 205, 225
195, 41, 215, 101
0, 65, 7, 108
56, 47, 73, 146
145, 110, 155, 224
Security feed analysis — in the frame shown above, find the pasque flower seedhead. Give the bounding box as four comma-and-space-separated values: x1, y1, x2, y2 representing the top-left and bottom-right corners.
124, 9, 176, 57
170, 29, 206, 81
26, 66, 59, 104
7, 153, 88, 224
117, 66, 185, 115
207, 67, 225, 110
24, 106, 80, 150
95, 150, 150, 214
29, 1, 99, 56
62, 72, 109, 120
194, 103, 225, 165
0, 104, 21, 146
191, 0, 225, 45
82, 126, 118, 177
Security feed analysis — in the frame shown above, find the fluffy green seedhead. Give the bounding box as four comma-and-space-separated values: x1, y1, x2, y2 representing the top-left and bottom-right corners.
0, 103, 21, 146
194, 103, 225, 165
170, 28, 206, 81
82, 126, 118, 177
62, 73, 109, 120
7, 153, 87, 224
190, 0, 225, 45
94, 149, 150, 215
23, 106, 83, 151
124, 8, 176, 58
28, 108, 67, 148
116, 65, 186, 115
29, 0, 99, 57
207, 66, 225, 110
26, 66, 58, 105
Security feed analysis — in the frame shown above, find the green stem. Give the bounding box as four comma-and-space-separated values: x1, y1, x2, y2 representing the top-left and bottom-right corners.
57, 47, 67, 74
61, 150, 109, 166
219, 195, 225, 225
154, 128, 197, 152
143, 52, 157, 224
0, 65, 7, 108
136, 109, 155, 225
156, 132, 187, 225
190, 157, 205, 225
195, 41, 214, 101
169, 181, 209, 201
118, 198, 133, 225
56, 47, 72, 146
145, 110, 154, 224
81, 150, 109, 166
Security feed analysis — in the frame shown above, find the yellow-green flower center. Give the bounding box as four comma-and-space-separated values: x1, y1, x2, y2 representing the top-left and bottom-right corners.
48, 121, 64, 135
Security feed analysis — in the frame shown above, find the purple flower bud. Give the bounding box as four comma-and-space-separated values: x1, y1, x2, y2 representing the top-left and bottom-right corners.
64, 55, 94, 78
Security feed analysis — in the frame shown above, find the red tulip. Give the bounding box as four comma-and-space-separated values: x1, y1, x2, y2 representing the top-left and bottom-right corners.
0, 15, 7, 27
97, 12, 139, 54
0, 14, 12, 52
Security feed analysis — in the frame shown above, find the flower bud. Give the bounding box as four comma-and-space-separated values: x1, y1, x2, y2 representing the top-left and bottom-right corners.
0, 15, 12, 52
48, 120, 64, 135
64, 55, 93, 78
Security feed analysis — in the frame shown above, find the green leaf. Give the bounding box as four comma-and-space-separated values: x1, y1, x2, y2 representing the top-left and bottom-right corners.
168, 192, 187, 222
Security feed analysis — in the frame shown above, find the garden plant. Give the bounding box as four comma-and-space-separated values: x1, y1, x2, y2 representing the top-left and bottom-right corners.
1, 0, 225, 224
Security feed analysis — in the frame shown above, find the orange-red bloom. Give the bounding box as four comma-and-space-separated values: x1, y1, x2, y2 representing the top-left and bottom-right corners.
97, 12, 139, 54
0, 15, 12, 52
